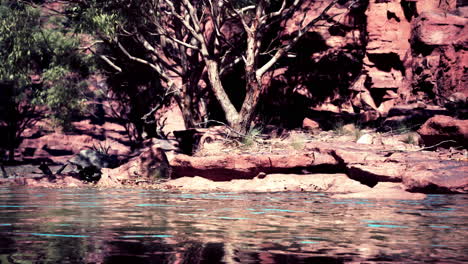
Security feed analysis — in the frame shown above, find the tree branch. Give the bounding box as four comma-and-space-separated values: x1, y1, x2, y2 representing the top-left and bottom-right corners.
256, 0, 338, 78
117, 39, 167, 79
99, 55, 122, 72
135, 34, 184, 76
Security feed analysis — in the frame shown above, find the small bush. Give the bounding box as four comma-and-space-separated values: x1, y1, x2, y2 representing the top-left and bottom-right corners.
332, 120, 346, 135
401, 133, 420, 146
333, 121, 363, 139
92, 141, 111, 155
241, 127, 262, 148
288, 133, 308, 150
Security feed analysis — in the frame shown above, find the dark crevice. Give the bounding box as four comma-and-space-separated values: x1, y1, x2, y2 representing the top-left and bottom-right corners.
411, 38, 435, 56
401, 0, 419, 21
367, 52, 406, 76
329, 24, 349, 36
370, 89, 390, 107
345, 166, 402, 188
331, 151, 401, 188
171, 163, 345, 182
407, 183, 462, 194
386, 11, 401, 22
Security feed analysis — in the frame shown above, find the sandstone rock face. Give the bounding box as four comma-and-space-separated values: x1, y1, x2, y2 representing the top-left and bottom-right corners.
413, 11, 467, 46
18, 120, 132, 164
270, 0, 467, 124
409, 10, 468, 104
307, 141, 467, 193
417, 115, 468, 148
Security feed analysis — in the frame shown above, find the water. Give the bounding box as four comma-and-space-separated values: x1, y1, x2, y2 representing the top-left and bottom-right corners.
0, 187, 467, 263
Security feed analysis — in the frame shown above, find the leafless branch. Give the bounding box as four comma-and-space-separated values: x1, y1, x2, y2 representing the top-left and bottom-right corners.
135, 34, 184, 76
117, 39, 166, 78
99, 55, 123, 72
256, 0, 338, 78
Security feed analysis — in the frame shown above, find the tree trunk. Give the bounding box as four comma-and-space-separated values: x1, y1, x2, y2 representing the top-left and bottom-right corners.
7, 146, 14, 162
7, 120, 16, 162
235, 21, 261, 134
205, 59, 240, 126
236, 72, 262, 133
174, 85, 195, 130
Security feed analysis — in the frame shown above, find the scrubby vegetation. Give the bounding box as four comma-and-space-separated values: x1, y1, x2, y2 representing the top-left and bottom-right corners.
0, 0, 92, 160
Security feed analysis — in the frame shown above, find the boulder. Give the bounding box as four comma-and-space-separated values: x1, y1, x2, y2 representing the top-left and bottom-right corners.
402, 159, 468, 193
357, 134, 374, 144
302, 118, 320, 131
98, 146, 170, 186
412, 11, 468, 46
69, 149, 117, 169
417, 115, 468, 149
68, 149, 119, 182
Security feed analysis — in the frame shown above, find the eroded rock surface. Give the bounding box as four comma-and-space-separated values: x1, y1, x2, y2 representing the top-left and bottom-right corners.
332, 182, 427, 200
170, 150, 339, 181
163, 173, 372, 193
417, 115, 468, 148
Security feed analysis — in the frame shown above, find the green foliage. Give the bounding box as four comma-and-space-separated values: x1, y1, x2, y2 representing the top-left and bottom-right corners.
0, 1, 91, 113
402, 134, 416, 145
67, 5, 120, 38
0, 1, 92, 158
241, 127, 262, 147
332, 120, 364, 140
332, 120, 346, 135
354, 128, 364, 141
391, 120, 421, 134
91, 141, 111, 156
0, 2, 40, 87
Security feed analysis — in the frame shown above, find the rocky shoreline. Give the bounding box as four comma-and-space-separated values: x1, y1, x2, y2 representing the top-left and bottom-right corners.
2, 115, 466, 200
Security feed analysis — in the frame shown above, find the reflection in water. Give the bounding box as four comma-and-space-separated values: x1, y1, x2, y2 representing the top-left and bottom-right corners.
0, 188, 466, 263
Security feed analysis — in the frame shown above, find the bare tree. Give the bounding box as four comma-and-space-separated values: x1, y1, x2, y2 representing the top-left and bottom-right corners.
71, 0, 339, 133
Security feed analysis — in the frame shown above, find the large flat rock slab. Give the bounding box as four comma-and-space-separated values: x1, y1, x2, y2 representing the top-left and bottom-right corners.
163, 173, 371, 193
332, 182, 427, 200
402, 160, 468, 193
170, 151, 339, 181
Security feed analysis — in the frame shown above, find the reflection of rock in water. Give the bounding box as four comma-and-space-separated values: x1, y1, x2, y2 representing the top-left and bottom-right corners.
103, 240, 224, 264
180, 242, 224, 264
0, 234, 15, 255
103, 240, 174, 263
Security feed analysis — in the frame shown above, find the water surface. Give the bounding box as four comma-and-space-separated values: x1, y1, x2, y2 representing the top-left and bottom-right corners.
0, 187, 467, 263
